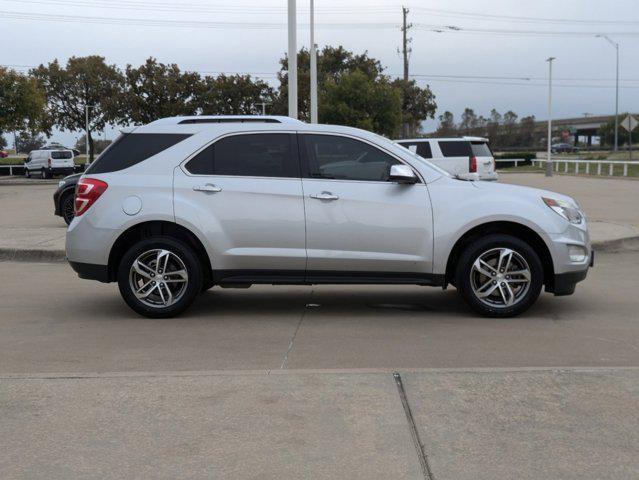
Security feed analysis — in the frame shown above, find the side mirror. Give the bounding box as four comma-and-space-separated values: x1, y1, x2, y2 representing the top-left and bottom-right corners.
389, 164, 418, 184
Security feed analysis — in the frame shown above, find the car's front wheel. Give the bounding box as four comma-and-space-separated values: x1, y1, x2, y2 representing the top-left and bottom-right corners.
455, 234, 543, 317
117, 237, 203, 318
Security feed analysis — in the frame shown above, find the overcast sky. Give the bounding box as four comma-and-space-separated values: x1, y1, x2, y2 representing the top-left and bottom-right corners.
2, 0, 639, 147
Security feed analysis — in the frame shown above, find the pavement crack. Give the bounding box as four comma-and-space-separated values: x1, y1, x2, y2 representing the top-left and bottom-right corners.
279, 290, 313, 370
393, 372, 435, 480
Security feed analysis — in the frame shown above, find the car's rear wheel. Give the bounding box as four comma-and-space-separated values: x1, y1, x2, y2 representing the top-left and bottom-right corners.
61, 193, 75, 225
117, 236, 203, 318
455, 234, 543, 317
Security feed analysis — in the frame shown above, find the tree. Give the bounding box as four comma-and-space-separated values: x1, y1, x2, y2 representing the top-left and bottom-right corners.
0, 135, 7, 150
31, 56, 125, 161
436, 111, 456, 136
15, 131, 46, 153
0, 67, 48, 137
486, 109, 502, 147
599, 114, 638, 147
518, 115, 536, 147
273, 45, 423, 137
123, 58, 201, 124
198, 74, 275, 115
459, 108, 478, 135
74, 134, 112, 155
391, 78, 437, 137
502, 111, 519, 147
320, 70, 402, 137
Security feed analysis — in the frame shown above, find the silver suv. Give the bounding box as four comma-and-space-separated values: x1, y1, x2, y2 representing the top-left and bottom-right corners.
66, 116, 592, 318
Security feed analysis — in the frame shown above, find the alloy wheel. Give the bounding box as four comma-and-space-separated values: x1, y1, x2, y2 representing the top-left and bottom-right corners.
128, 249, 189, 308
470, 247, 531, 308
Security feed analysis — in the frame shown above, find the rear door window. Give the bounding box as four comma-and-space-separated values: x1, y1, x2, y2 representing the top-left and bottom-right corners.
86, 133, 191, 174
51, 151, 73, 159
470, 142, 493, 157
185, 133, 298, 178
438, 141, 472, 157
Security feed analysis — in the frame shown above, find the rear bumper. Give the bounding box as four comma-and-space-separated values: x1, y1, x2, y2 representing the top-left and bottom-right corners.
69, 261, 110, 283
50, 167, 75, 176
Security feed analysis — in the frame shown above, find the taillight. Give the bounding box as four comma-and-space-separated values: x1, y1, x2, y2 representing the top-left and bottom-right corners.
469, 155, 477, 173
75, 178, 108, 216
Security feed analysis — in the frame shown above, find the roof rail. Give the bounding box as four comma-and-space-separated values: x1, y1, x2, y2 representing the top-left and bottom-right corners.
178, 117, 281, 125
148, 115, 304, 126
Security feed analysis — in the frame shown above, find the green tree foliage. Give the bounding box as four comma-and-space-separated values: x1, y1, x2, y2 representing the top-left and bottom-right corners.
598, 114, 639, 147
274, 46, 434, 136
198, 74, 275, 115
123, 58, 201, 124
15, 131, 46, 153
459, 108, 478, 135
435, 111, 456, 136
392, 78, 437, 137
0, 67, 48, 137
320, 70, 402, 137
31, 56, 125, 161
74, 134, 112, 155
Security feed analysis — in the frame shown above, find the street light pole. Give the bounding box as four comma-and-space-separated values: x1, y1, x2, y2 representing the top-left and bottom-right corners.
287, 0, 298, 119
546, 57, 555, 177
309, 0, 318, 124
597, 35, 619, 151
85, 105, 92, 167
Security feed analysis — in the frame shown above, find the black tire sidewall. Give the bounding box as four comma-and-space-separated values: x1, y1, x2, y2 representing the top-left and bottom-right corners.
456, 234, 543, 317
61, 194, 75, 225
117, 236, 203, 318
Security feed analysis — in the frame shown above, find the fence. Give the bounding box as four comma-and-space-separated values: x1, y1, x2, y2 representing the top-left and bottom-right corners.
534, 158, 637, 177
496, 158, 638, 177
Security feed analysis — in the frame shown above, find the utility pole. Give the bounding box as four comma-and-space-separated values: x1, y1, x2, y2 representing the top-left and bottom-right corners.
309, 0, 318, 124
400, 6, 412, 138
256, 102, 271, 115
85, 105, 90, 167
287, 0, 298, 119
545, 57, 555, 177
596, 35, 620, 151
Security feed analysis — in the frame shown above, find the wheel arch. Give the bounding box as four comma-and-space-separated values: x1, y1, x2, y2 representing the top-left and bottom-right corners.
444, 221, 555, 287
107, 221, 212, 284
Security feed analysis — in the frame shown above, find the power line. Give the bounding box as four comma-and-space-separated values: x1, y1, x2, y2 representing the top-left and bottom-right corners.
415, 24, 639, 37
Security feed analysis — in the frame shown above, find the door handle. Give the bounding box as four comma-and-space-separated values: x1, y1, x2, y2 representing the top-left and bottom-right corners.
193, 184, 222, 193
310, 192, 339, 201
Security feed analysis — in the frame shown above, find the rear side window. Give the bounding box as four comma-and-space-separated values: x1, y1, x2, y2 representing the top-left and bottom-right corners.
86, 133, 191, 174
402, 142, 432, 159
51, 151, 73, 159
185, 133, 298, 178
470, 142, 493, 157
438, 141, 472, 157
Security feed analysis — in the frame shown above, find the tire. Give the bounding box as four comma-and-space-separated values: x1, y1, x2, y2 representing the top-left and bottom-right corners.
61, 193, 75, 225
117, 236, 203, 318
455, 234, 543, 317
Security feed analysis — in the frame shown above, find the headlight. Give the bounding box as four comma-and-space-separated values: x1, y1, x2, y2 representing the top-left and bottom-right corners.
58, 180, 66, 188
542, 197, 584, 224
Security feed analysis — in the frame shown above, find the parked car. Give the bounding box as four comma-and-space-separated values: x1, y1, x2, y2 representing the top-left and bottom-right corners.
0, 150, 8, 158
53, 173, 81, 225
66, 115, 592, 318
395, 137, 498, 181
551, 143, 579, 154
24, 149, 75, 178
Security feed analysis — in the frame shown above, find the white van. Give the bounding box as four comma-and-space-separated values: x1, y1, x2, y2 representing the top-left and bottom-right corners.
396, 137, 498, 181
24, 149, 75, 179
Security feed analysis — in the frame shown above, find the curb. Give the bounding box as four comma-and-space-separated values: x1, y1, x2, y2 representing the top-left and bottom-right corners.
1, 236, 638, 264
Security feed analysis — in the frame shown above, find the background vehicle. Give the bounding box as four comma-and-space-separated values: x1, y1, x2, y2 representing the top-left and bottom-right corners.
53, 173, 81, 225
0, 150, 8, 158
551, 143, 580, 154
66, 116, 591, 319
24, 149, 75, 178
396, 137, 498, 181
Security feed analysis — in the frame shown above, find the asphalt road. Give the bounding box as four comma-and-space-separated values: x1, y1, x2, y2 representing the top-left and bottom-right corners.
1, 252, 638, 374
1, 253, 639, 478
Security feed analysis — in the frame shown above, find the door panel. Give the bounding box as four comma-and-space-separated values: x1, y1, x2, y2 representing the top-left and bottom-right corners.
302, 180, 433, 273
173, 132, 306, 272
